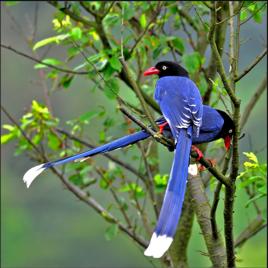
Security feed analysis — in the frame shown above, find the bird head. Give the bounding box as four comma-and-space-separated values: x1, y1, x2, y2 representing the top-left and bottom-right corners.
216, 109, 235, 151
143, 61, 189, 78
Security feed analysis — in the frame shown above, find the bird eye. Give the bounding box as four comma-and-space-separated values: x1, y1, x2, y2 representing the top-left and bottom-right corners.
162, 66, 167, 70
229, 129, 233, 133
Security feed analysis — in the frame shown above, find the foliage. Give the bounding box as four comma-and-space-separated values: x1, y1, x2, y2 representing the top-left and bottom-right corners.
2, 1, 267, 268
238, 152, 267, 207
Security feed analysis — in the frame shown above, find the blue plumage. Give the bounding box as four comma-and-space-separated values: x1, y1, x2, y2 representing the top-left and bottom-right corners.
23, 61, 234, 259
154, 128, 192, 237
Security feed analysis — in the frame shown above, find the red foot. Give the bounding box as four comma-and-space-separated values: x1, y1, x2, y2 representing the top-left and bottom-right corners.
158, 122, 169, 134
191, 145, 203, 161
198, 158, 216, 172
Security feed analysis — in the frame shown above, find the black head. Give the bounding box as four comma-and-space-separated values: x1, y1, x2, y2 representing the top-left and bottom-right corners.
216, 109, 235, 150
144, 61, 189, 78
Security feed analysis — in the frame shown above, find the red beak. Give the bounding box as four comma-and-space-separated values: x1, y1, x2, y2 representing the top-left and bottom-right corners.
224, 135, 231, 151
143, 67, 160, 76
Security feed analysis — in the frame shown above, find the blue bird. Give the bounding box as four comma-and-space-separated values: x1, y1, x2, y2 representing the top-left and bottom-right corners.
22, 61, 234, 258
22, 105, 233, 188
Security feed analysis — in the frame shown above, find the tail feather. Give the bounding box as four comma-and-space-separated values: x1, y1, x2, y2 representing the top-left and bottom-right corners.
144, 128, 192, 258
22, 131, 150, 188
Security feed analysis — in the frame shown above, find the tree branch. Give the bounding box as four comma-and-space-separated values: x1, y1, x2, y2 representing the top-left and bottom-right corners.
47, 1, 95, 28
1, 44, 89, 75
188, 164, 226, 268
235, 49, 267, 82
208, 5, 240, 107
119, 59, 157, 130
55, 128, 144, 180
240, 76, 267, 129
234, 215, 266, 248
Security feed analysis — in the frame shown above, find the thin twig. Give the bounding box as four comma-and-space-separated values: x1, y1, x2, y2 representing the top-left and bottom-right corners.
1, 44, 89, 75
119, 59, 157, 130
129, 2, 162, 56
240, 76, 267, 129
234, 215, 266, 248
235, 49, 267, 82
55, 128, 144, 180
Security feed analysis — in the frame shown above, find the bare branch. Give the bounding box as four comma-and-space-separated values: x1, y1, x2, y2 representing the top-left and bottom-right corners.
119, 59, 157, 130
240, 76, 267, 129
234, 215, 266, 248
55, 128, 144, 180
235, 49, 267, 82
1, 44, 89, 75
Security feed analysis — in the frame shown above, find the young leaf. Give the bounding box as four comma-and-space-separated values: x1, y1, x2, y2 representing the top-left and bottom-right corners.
48, 132, 61, 151
139, 14, 147, 28
70, 27, 83, 40
105, 224, 119, 241
103, 78, 119, 99
33, 34, 70, 50
34, 58, 62, 69
109, 57, 122, 72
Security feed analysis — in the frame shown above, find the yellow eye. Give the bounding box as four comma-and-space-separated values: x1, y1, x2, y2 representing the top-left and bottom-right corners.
162, 66, 167, 70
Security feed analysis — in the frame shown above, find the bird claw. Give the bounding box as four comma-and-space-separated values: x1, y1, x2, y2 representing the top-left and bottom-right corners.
158, 122, 169, 134
198, 158, 217, 172
191, 145, 203, 161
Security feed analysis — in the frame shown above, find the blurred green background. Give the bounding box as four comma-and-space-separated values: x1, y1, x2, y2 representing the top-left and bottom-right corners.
1, 2, 267, 268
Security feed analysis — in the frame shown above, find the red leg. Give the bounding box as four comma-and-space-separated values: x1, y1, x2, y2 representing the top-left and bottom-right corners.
158, 122, 169, 134
191, 145, 203, 161
198, 158, 216, 172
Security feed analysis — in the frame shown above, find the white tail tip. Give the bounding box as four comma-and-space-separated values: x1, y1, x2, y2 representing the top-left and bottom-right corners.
144, 233, 173, 258
188, 164, 198, 176
23, 164, 46, 188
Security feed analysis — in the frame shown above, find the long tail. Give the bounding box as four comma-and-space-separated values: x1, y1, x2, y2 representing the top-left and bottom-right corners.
23, 130, 150, 188
144, 128, 192, 258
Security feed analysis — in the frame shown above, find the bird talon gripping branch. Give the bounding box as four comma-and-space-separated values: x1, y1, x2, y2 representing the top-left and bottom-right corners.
158, 122, 169, 134
191, 145, 203, 161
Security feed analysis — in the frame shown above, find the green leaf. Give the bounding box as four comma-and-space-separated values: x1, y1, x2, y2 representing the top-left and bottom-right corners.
153, 45, 164, 59
33, 34, 70, 50
79, 110, 99, 123
48, 132, 61, 151
240, 9, 248, 21
122, 3, 135, 20
182, 52, 202, 74
99, 130, 106, 143
171, 37, 185, 54
60, 75, 74, 89
34, 58, 62, 69
103, 14, 120, 27
32, 133, 42, 145
103, 78, 119, 99
70, 27, 83, 40
105, 224, 119, 241
69, 174, 83, 186
243, 152, 258, 164
1, 133, 16, 144
5, 1, 20, 6
2, 124, 15, 131
109, 57, 122, 72
139, 14, 147, 28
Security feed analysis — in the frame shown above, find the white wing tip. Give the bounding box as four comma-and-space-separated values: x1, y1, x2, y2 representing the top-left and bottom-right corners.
144, 233, 173, 258
22, 164, 46, 188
